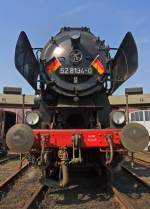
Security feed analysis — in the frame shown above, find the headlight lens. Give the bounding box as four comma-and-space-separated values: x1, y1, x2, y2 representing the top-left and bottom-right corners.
112, 111, 125, 125
25, 112, 40, 126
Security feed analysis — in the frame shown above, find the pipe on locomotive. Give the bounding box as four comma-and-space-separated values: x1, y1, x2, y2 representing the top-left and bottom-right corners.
59, 164, 69, 187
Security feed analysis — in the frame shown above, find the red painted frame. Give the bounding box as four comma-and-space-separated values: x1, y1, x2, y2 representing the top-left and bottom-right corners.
33, 128, 124, 150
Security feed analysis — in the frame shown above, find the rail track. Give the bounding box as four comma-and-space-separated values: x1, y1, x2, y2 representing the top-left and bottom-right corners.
0, 161, 149, 209
0, 167, 118, 209
113, 186, 135, 209
23, 171, 119, 209
127, 152, 150, 167
13, 168, 147, 209
0, 154, 19, 165
133, 158, 150, 167
122, 164, 150, 188
0, 156, 29, 198
0, 166, 43, 209
113, 166, 150, 209
16, 168, 150, 209
140, 151, 150, 158
0, 157, 24, 187
127, 156, 150, 168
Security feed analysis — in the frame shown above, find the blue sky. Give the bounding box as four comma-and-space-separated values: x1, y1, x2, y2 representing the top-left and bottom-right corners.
0, 0, 150, 95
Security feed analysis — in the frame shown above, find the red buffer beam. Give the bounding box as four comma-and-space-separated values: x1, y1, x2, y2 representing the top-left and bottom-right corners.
33, 128, 124, 149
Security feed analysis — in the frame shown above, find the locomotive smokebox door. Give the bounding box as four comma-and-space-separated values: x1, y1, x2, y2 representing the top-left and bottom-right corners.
40, 27, 108, 97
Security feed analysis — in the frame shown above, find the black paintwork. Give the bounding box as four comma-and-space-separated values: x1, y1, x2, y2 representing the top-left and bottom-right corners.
111, 32, 138, 93
15, 31, 39, 90
14, 27, 138, 128
40, 27, 108, 97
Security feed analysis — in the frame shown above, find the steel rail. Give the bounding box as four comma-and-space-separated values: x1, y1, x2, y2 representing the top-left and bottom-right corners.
0, 155, 19, 165
113, 186, 135, 209
121, 165, 150, 188
127, 155, 150, 167
0, 163, 29, 199
22, 185, 48, 209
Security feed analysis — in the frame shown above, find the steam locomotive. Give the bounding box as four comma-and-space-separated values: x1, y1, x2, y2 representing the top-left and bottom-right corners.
6, 27, 149, 186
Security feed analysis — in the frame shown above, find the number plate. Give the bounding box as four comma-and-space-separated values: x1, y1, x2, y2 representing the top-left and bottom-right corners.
59, 67, 93, 75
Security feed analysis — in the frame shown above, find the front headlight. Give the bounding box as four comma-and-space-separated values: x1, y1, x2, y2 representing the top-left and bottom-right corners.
25, 112, 40, 126
112, 111, 125, 125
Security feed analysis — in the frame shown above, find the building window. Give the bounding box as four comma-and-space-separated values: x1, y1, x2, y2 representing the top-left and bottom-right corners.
145, 111, 150, 121
131, 111, 143, 121
131, 112, 135, 121
135, 112, 139, 121
139, 111, 143, 121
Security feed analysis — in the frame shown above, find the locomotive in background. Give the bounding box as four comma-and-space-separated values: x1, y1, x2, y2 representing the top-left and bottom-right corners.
6, 27, 149, 186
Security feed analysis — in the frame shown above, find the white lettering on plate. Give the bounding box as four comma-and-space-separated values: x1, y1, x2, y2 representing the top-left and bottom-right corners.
87, 135, 97, 141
